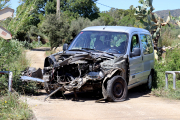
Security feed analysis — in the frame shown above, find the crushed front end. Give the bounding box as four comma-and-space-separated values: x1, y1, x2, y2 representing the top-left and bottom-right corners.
43, 51, 127, 101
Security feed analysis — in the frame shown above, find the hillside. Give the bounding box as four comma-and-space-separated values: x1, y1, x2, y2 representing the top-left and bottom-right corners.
155, 9, 180, 20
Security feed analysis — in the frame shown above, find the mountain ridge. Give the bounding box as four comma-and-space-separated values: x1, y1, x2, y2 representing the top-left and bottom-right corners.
155, 9, 180, 20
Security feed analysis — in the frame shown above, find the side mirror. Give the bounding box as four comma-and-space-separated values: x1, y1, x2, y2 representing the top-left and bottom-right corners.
130, 48, 141, 57
63, 43, 68, 51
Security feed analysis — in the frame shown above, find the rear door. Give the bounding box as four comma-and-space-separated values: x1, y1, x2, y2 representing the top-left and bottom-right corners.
128, 33, 143, 85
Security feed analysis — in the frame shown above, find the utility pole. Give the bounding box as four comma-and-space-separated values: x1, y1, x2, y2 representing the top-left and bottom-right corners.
56, 0, 60, 17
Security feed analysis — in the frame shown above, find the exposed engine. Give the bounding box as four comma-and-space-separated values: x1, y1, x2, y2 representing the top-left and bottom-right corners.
43, 52, 114, 93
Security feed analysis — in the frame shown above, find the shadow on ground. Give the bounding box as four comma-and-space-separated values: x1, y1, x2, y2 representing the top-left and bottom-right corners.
31, 48, 51, 51
39, 85, 151, 103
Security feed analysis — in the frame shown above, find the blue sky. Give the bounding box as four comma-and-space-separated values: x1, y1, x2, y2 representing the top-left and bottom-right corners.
9, 0, 180, 12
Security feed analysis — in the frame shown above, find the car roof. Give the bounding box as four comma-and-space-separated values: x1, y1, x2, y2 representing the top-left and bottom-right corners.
82, 26, 149, 34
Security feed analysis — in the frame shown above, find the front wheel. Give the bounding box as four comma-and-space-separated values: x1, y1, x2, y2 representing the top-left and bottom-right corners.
107, 76, 128, 102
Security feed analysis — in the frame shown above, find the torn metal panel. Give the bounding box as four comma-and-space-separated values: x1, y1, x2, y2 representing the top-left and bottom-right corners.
21, 76, 44, 83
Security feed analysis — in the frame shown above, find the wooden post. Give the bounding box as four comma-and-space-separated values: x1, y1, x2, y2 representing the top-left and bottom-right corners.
56, 0, 60, 17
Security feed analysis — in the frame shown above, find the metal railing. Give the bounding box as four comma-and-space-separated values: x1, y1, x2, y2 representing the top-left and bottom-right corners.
0, 71, 13, 92
165, 71, 180, 89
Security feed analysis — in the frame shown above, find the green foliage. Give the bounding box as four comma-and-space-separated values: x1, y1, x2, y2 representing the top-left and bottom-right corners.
171, 15, 180, 27
99, 8, 138, 26
0, 40, 23, 69
152, 49, 180, 99
158, 25, 180, 47
0, 40, 40, 95
40, 13, 71, 48
45, 0, 99, 20
0, 93, 32, 120
8, 0, 37, 36
0, 0, 10, 9
40, 14, 107, 48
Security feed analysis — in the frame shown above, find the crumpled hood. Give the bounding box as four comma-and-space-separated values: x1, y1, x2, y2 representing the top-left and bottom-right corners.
44, 50, 121, 68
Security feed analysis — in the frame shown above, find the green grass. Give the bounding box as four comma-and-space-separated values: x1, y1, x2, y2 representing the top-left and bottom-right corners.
0, 93, 33, 120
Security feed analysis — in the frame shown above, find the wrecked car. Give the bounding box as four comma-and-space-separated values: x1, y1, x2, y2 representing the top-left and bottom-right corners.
43, 26, 154, 102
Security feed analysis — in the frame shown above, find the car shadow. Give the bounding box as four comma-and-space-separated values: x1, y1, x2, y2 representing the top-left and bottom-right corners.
30, 48, 51, 51
47, 85, 151, 103
126, 85, 151, 101
50, 91, 105, 103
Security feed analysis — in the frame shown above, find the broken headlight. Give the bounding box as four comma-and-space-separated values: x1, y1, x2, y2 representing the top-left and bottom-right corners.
87, 71, 104, 80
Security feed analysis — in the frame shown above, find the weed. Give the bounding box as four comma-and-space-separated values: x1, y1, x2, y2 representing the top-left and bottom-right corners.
0, 93, 32, 120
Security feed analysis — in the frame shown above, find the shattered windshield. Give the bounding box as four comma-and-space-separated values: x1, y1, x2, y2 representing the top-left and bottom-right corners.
68, 31, 128, 54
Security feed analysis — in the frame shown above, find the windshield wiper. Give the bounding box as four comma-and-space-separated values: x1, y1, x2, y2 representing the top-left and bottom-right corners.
82, 48, 115, 56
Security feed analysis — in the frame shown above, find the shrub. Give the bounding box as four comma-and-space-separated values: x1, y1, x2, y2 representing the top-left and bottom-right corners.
158, 26, 180, 47
152, 48, 180, 99
0, 39, 39, 95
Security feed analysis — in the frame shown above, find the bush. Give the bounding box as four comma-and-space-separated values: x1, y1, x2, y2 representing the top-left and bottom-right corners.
158, 26, 180, 47
0, 39, 39, 95
152, 48, 180, 99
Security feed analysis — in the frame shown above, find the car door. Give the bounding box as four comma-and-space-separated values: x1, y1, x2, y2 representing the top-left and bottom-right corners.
139, 34, 154, 82
128, 33, 143, 85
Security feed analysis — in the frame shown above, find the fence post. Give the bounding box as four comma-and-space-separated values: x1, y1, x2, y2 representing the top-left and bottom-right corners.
0, 71, 13, 92
8, 71, 13, 92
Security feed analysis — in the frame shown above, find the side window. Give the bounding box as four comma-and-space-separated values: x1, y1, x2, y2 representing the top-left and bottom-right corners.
140, 34, 153, 55
147, 35, 153, 54
131, 34, 140, 52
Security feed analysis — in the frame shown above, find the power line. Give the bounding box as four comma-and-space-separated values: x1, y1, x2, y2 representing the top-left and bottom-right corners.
95, 1, 116, 9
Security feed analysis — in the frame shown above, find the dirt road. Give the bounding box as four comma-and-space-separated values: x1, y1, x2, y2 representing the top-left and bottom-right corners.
25, 48, 180, 120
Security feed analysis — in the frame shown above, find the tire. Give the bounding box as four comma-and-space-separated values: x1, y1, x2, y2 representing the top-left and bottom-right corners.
147, 73, 152, 90
107, 76, 128, 102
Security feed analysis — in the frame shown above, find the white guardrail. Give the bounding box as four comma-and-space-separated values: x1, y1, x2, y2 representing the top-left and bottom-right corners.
165, 71, 180, 89
0, 71, 13, 92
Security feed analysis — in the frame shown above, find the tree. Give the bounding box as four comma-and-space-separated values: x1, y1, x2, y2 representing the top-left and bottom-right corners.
7, 0, 38, 40
40, 13, 71, 48
99, 8, 138, 26
45, 0, 100, 20
0, 0, 10, 9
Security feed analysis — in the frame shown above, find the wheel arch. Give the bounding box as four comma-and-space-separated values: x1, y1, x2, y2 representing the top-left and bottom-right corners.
102, 68, 126, 99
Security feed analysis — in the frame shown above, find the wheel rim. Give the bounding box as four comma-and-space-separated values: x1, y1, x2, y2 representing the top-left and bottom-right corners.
113, 82, 124, 98
148, 75, 152, 89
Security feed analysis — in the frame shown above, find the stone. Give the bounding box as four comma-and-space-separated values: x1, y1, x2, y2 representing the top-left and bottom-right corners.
178, 35, 180, 39
52, 47, 56, 51
154, 50, 158, 60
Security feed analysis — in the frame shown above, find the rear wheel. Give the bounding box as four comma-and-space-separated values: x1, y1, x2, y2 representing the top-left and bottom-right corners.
147, 73, 152, 90
107, 76, 128, 102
